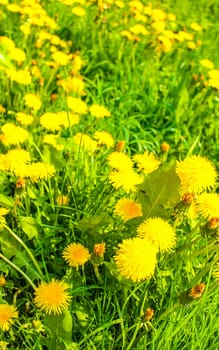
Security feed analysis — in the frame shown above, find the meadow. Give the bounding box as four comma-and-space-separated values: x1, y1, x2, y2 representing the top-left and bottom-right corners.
0, 0, 219, 349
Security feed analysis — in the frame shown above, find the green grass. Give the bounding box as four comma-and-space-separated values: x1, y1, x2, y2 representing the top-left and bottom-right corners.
0, 0, 219, 349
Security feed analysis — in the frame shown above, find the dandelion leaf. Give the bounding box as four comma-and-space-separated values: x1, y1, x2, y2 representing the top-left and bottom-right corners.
44, 309, 73, 344
0, 193, 14, 209
0, 229, 21, 258
20, 216, 39, 239
42, 145, 64, 170
137, 164, 180, 217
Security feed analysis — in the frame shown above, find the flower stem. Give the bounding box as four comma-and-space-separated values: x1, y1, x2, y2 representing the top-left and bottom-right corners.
0, 253, 37, 290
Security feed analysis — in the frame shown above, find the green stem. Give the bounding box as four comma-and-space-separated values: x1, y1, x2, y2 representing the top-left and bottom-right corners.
0, 253, 37, 290
93, 263, 103, 284
3, 225, 43, 276
126, 321, 142, 350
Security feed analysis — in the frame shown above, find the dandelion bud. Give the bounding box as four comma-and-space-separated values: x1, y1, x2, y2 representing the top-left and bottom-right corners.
93, 243, 106, 257
56, 195, 69, 206
181, 193, 196, 205
50, 94, 57, 102
189, 282, 205, 299
161, 142, 170, 153
142, 307, 154, 321
115, 140, 125, 152
0, 274, 6, 287
16, 178, 26, 189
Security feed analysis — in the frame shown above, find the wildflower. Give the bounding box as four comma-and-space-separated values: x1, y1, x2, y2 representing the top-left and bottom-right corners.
62, 243, 90, 269
142, 307, 154, 322
109, 169, 143, 193
114, 198, 142, 221
0, 275, 6, 287
200, 59, 214, 69
25, 163, 56, 182
190, 22, 202, 32
6, 69, 31, 85
9, 48, 26, 63
129, 24, 148, 35
137, 217, 176, 253
176, 155, 217, 194
93, 243, 106, 258
94, 131, 114, 148
24, 93, 41, 111
16, 112, 33, 125
133, 151, 161, 175
52, 51, 71, 66
108, 151, 133, 171
67, 97, 88, 114
34, 280, 71, 315
0, 123, 28, 146
114, 237, 157, 282
189, 282, 205, 298
161, 142, 170, 152
74, 133, 97, 153
115, 140, 125, 152
89, 104, 111, 118
196, 193, 219, 219
72, 6, 86, 16
208, 69, 219, 80
0, 304, 18, 331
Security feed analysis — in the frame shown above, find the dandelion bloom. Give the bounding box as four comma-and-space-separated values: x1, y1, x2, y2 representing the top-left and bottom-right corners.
67, 97, 88, 114
196, 193, 219, 219
89, 104, 111, 118
176, 155, 217, 194
62, 243, 90, 269
24, 93, 41, 111
109, 169, 143, 193
94, 131, 114, 148
0, 304, 18, 331
16, 112, 33, 125
34, 280, 71, 315
137, 217, 176, 253
0, 123, 28, 146
108, 151, 133, 171
133, 151, 161, 175
74, 133, 97, 153
114, 198, 143, 221
114, 237, 157, 282
200, 59, 214, 69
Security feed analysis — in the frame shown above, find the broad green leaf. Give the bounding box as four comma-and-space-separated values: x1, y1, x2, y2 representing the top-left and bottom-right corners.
0, 229, 21, 258
0, 194, 14, 209
20, 216, 39, 239
13, 251, 42, 280
137, 165, 180, 218
42, 145, 64, 170
44, 309, 73, 344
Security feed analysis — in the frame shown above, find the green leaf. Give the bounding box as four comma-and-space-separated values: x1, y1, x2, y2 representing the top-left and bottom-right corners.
0, 194, 14, 209
44, 309, 73, 344
42, 145, 64, 170
0, 229, 21, 258
137, 165, 180, 218
20, 216, 39, 239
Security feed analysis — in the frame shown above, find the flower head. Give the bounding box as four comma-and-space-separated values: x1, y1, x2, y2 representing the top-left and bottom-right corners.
89, 104, 111, 118
114, 237, 157, 282
62, 243, 90, 269
137, 217, 176, 253
34, 280, 71, 315
176, 155, 217, 194
114, 198, 143, 221
109, 169, 143, 193
0, 304, 18, 331
108, 152, 133, 171
196, 193, 219, 219
133, 151, 161, 175
24, 93, 41, 111
0, 123, 28, 146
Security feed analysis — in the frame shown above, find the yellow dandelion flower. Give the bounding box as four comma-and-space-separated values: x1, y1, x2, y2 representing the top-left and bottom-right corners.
89, 104, 111, 118
133, 151, 161, 175
0, 304, 18, 331
34, 280, 71, 315
9, 48, 26, 63
208, 69, 219, 80
208, 79, 219, 90
24, 93, 41, 111
72, 6, 86, 16
114, 237, 157, 282
25, 162, 56, 182
52, 51, 71, 66
3, 149, 31, 172
94, 131, 114, 148
196, 193, 219, 219
190, 22, 202, 32
129, 24, 148, 35
0, 123, 28, 146
67, 97, 88, 114
137, 217, 176, 253
62, 243, 90, 269
200, 59, 214, 69
109, 169, 143, 193
176, 155, 217, 194
16, 112, 33, 125
73, 133, 97, 153
43, 134, 64, 151
57, 111, 79, 127
114, 198, 143, 221
40, 112, 62, 131
6, 69, 32, 85
108, 151, 133, 171
56, 195, 69, 206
